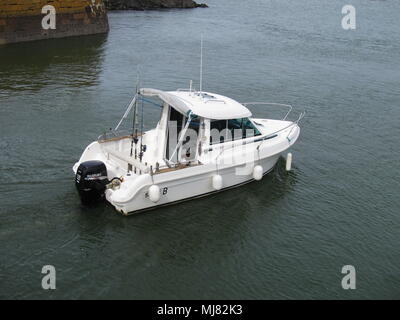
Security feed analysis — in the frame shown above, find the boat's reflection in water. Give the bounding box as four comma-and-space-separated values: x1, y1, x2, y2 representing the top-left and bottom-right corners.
73, 155, 299, 256
0, 34, 108, 96
0, 34, 108, 212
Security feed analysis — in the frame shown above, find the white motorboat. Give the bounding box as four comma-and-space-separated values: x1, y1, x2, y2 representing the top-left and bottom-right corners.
73, 87, 304, 215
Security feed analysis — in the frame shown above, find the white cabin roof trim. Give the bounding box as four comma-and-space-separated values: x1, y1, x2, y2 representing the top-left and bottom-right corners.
139, 88, 252, 120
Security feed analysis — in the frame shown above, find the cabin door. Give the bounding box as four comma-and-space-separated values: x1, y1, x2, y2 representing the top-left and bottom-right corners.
165, 107, 184, 163
179, 116, 200, 162
165, 107, 201, 163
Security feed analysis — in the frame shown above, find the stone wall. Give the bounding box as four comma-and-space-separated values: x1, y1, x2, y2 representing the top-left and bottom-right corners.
0, 0, 109, 45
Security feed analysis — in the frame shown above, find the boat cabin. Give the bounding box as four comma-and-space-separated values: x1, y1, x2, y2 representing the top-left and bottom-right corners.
139, 88, 262, 168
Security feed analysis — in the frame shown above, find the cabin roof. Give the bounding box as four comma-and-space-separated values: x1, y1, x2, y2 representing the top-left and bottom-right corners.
140, 88, 252, 120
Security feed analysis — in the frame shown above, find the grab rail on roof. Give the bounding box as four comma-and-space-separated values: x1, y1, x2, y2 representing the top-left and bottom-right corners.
205, 99, 226, 104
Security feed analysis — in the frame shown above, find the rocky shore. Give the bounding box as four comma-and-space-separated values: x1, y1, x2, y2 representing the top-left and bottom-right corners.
105, 0, 208, 10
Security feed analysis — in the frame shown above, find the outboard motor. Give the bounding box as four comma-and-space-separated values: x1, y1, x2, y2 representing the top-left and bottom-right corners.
75, 161, 109, 205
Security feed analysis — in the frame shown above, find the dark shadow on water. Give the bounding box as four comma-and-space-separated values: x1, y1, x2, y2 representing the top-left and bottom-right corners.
90, 156, 299, 256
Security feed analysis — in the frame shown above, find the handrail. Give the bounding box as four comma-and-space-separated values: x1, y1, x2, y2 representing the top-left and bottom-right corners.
98, 129, 137, 142
205, 99, 226, 104
115, 94, 138, 131
214, 110, 305, 163
98, 129, 129, 142
242, 102, 293, 120
256, 110, 306, 151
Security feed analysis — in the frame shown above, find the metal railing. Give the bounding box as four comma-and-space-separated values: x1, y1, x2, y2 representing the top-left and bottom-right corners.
256, 110, 306, 151
97, 129, 134, 143
242, 102, 293, 121
213, 105, 305, 164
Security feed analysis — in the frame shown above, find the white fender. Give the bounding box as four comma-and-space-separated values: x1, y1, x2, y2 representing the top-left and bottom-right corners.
253, 165, 263, 181
149, 185, 161, 203
212, 175, 223, 190
286, 153, 292, 171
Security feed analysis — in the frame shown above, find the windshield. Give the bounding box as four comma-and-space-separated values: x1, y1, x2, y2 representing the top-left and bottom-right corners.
210, 118, 261, 144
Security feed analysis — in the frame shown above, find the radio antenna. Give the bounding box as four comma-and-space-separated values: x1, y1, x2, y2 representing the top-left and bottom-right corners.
199, 35, 203, 93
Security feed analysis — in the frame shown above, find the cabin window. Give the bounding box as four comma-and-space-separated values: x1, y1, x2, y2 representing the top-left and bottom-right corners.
210, 118, 261, 144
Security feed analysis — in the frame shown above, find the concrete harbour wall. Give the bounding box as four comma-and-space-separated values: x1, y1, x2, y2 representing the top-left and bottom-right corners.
0, 0, 109, 44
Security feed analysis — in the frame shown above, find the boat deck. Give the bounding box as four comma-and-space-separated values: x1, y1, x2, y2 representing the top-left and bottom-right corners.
155, 162, 202, 174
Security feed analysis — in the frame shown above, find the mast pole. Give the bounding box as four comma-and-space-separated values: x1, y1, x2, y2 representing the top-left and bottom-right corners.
130, 80, 139, 158
139, 96, 144, 163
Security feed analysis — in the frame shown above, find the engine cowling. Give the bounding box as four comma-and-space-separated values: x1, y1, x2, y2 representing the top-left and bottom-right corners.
75, 160, 108, 205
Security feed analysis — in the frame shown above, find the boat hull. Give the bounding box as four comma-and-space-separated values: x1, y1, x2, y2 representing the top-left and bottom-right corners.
106, 154, 281, 215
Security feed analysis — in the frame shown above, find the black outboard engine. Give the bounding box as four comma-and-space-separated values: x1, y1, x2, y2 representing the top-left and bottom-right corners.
75, 161, 109, 205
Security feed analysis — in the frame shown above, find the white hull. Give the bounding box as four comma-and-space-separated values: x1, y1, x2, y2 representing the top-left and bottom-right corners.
106, 154, 281, 215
